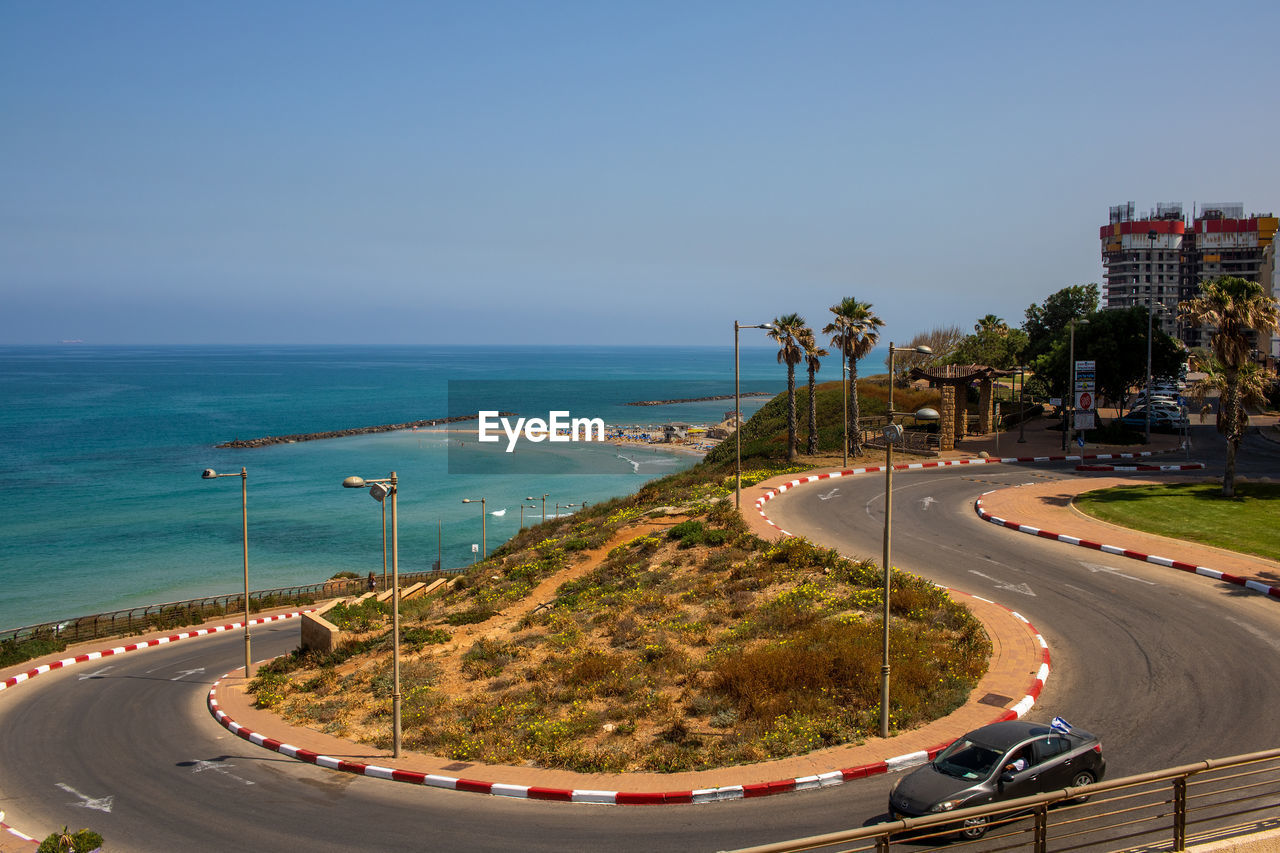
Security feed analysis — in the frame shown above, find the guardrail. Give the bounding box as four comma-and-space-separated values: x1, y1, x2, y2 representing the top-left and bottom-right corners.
721, 748, 1280, 853
0, 570, 453, 648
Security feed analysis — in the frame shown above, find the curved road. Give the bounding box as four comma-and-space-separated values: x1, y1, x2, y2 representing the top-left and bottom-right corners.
2, 428, 1278, 851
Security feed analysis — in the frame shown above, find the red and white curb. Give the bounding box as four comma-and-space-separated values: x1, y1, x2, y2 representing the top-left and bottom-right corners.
0, 611, 305, 846
0, 611, 305, 694
974, 490, 1280, 601
751, 451, 1163, 537
1075, 463, 1204, 472
209, 603, 1047, 806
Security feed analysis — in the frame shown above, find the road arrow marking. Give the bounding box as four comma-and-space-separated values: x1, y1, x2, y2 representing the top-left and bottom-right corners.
191, 759, 255, 786
77, 666, 114, 681
817, 488, 840, 501
1081, 562, 1157, 585
171, 667, 206, 681
918, 496, 937, 511
968, 569, 1036, 596
56, 783, 114, 813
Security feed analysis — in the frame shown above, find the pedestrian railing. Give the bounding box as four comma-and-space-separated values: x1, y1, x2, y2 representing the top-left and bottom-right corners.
720, 748, 1280, 853
0, 569, 453, 649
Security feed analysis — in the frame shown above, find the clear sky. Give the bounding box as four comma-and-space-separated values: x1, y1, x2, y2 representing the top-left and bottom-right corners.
3, 1, 1278, 346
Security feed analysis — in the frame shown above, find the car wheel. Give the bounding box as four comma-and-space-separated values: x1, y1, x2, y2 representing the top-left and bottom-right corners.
1069, 770, 1096, 803
958, 816, 988, 840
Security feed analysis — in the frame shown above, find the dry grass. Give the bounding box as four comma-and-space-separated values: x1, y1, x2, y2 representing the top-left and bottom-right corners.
251, 472, 989, 774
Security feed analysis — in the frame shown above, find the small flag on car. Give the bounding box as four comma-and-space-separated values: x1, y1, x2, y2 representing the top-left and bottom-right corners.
1051, 716, 1072, 734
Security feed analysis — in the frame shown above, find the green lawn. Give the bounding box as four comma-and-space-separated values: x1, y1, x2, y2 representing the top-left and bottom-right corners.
1073, 482, 1280, 562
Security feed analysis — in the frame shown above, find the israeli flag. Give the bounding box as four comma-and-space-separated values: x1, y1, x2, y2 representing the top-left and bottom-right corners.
1051, 716, 1073, 734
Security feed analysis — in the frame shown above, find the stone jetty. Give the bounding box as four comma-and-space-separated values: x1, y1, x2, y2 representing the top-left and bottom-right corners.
216, 413, 515, 449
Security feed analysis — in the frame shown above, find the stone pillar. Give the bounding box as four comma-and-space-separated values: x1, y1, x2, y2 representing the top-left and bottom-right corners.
978, 379, 993, 434
939, 384, 956, 451
953, 382, 967, 441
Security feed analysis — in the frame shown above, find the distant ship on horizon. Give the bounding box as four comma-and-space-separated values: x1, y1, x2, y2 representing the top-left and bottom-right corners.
58, 339, 85, 344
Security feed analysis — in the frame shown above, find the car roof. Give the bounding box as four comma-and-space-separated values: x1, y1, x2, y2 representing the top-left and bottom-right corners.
963, 720, 1059, 749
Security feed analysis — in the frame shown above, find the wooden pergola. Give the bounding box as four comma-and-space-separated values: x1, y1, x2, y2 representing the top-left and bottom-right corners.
907, 364, 1017, 451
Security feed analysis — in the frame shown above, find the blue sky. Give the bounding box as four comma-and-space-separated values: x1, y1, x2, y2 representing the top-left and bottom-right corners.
3, 1, 1278, 346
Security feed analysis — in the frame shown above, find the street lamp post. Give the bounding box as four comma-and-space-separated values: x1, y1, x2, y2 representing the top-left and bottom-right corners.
841, 359, 848, 468
461, 497, 486, 558
1017, 366, 1027, 443
879, 342, 932, 739
343, 472, 401, 758
735, 321, 773, 510
1147, 229, 1159, 444
555, 502, 578, 519
1063, 318, 1089, 451
201, 467, 252, 677
526, 493, 549, 526
520, 503, 538, 529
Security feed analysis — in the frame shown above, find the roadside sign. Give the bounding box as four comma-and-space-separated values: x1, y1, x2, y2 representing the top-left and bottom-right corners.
1076, 391, 1093, 411
1074, 412, 1095, 430
1075, 360, 1095, 371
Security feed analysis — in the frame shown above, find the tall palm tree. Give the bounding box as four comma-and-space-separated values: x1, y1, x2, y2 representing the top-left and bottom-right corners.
823, 298, 883, 457
768, 313, 807, 463
1179, 276, 1279, 497
801, 328, 828, 455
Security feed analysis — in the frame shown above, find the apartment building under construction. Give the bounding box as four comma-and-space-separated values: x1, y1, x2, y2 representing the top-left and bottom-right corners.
1099, 201, 1279, 353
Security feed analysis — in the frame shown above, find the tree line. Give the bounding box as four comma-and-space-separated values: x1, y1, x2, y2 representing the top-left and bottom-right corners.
763, 276, 1277, 496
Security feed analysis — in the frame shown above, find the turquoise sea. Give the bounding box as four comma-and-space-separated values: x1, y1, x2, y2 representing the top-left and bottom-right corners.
0, 344, 863, 631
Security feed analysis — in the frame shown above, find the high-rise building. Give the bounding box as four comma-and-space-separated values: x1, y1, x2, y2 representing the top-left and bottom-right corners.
1100, 202, 1278, 351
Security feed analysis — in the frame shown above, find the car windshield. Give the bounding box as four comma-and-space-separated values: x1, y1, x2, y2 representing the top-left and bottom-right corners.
933, 738, 1003, 780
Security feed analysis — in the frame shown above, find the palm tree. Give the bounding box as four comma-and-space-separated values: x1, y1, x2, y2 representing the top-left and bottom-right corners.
801, 327, 828, 455
768, 313, 807, 463
1179, 276, 1279, 497
975, 314, 1009, 336
823, 298, 883, 457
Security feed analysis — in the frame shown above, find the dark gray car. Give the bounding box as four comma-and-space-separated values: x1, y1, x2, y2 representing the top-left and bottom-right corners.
888, 719, 1105, 839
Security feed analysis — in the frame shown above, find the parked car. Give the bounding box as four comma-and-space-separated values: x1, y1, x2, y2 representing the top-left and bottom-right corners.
888, 719, 1105, 839
1133, 393, 1178, 407
1117, 407, 1189, 432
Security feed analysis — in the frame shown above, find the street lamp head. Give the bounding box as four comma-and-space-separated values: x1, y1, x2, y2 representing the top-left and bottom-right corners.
202, 469, 217, 479
368, 482, 392, 503
342, 476, 367, 489
913, 407, 940, 421
914, 345, 933, 355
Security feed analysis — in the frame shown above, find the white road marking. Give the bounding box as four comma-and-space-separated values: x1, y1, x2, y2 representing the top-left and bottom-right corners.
191, 759, 255, 786
1081, 562, 1158, 586
918, 496, 937, 510
968, 569, 1036, 596
817, 488, 840, 501
171, 667, 206, 681
55, 783, 114, 813
77, 666, 114, 681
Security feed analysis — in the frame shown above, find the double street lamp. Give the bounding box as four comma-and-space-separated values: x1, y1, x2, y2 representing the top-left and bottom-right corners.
200, 467, 252, 678
735, 321, 774, 509
461, 497, 486, 558
342, 472, 401, 758
526, 493, 549, 526
520, 503, 539, 529
879, 343, 934, 739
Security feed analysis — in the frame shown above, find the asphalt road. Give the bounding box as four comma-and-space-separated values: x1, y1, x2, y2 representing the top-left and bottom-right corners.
2, 426, 1278, 851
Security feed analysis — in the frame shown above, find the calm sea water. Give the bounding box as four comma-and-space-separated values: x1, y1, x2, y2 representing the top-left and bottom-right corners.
0, 344, 870, 631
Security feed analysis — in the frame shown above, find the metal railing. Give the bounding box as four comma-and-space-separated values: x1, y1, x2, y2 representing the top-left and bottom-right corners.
721, 748, 1280, 853
0, 570, 453, 648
